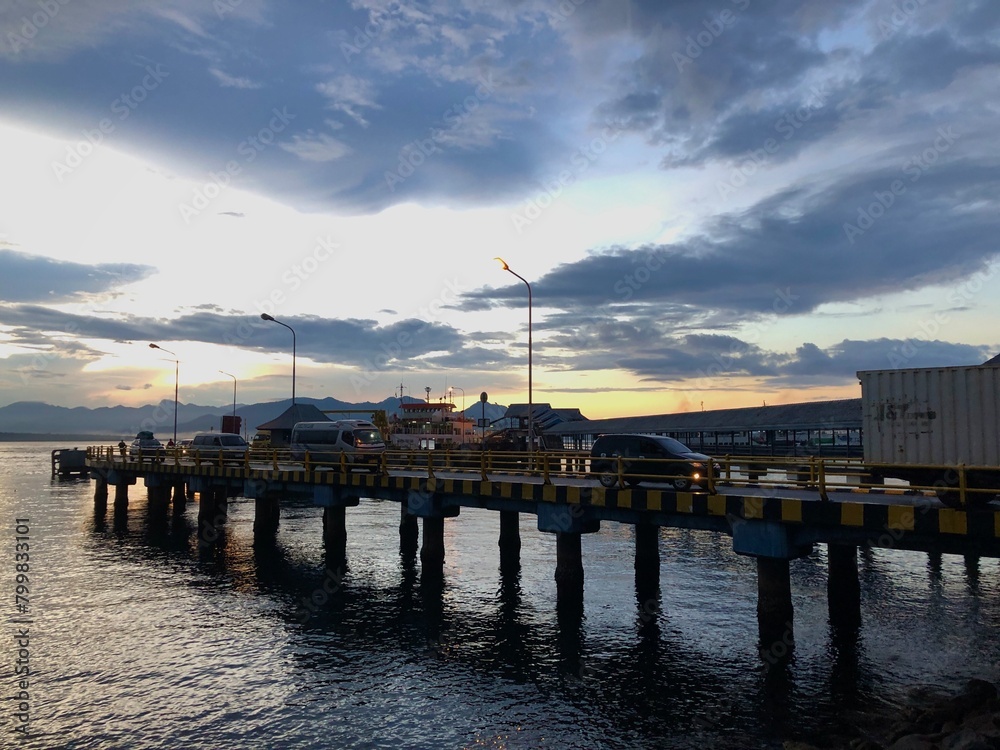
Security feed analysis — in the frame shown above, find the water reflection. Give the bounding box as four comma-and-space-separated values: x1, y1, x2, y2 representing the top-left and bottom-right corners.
59, 465, 999, 748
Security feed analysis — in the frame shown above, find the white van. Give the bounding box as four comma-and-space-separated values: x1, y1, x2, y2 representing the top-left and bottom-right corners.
290, 420, 385, 471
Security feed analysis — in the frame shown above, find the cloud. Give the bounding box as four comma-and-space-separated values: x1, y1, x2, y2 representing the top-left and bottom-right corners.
208, 67, 263, 90
279, 132, 353, 163
0, 250, 156, 303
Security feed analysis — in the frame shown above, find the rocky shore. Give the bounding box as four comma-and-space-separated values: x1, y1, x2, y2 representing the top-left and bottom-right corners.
786, 679, 1000, 750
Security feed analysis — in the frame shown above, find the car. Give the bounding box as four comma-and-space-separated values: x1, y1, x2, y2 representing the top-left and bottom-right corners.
129, 431, 164, 462
589, 433, 718, 490
178, 438, 193, 455
188, 432, 250, 463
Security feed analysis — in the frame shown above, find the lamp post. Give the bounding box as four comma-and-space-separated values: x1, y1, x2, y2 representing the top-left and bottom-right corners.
219, 370, 236, 424
260, 314, 296, 405
148, 343, 178, 444
495, 257, 533, 451
449, 386, 466, 440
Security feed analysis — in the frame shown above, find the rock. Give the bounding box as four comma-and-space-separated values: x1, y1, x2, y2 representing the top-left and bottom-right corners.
782, 742, 824, 750
940, 728, 991, 750
849, 740, 885, 750
958, 713, 1000, 737
887, 734, 941, 750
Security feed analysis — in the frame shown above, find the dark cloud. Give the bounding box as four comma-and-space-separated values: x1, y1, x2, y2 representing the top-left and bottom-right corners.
0, 304, 514, 374
0, 250, 156, 303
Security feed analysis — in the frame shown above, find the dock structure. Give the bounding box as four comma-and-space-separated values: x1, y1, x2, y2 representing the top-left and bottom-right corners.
51, 448, 89, 478
85, 447, 1000, 654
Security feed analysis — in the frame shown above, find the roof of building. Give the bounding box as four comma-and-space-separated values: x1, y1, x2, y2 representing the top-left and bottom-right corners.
256, 403, 331, 431
400, 402, 451, 411
546, 398, 863, 436
502, 403, 589, 430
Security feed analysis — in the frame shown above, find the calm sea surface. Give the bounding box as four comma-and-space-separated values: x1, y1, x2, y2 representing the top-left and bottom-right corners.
2, 442, 999, 749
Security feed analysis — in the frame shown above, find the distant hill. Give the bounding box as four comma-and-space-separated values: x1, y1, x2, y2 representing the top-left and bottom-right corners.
0, 396, 509, 439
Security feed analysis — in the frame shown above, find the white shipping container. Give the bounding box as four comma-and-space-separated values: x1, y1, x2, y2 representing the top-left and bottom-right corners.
857, 365, 1000, 467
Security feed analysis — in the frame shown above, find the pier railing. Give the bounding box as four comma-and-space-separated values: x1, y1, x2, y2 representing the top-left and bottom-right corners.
85, 444, 1000, 508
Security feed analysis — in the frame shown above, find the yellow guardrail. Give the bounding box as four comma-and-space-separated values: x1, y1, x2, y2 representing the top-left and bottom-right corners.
85, 445, 999, 508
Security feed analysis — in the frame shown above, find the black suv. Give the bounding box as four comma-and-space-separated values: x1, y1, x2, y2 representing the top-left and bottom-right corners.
590, 433, 716, 489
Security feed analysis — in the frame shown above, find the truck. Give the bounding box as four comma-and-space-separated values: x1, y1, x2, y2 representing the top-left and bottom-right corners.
857, 364, 1000, 508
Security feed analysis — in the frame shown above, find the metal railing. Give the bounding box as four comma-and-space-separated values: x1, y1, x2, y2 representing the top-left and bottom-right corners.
86, 445, 1000, 508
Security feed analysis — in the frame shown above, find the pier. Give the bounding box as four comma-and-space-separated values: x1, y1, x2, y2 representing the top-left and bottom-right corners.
51, 447, 88, 478
85, 446, 1000, 654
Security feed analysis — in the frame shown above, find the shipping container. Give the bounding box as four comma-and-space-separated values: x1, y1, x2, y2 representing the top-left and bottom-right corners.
857, 364, 1000, 507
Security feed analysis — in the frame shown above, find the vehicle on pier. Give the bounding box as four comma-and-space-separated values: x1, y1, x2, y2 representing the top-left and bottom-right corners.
589, 433, 718, 490
858, 363, 1000, 509
189, 432, 250, 463
290, 420, 385, 471
129, 431, 164, 462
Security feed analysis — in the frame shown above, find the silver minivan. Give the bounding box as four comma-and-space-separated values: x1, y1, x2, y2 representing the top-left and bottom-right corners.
290, 420, 385, 471
189, 432, 249, 463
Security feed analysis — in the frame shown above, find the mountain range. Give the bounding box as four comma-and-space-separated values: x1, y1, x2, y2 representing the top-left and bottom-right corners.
0, 396, 510, 439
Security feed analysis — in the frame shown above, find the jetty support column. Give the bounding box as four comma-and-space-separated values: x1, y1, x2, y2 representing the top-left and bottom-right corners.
732, 520, 813, 660
93, 473, 109, 513
245, 479, 281, 539
634, 523, 660, 580
313, 486, 361, 566
172, 480, 187, 515
144, 474, 173, 514
403, 486, 459, 577
537, 505, 600, 603
499, 510, 521, 567
106, 470, 135, 514
827, 543, 861, 630
399, 499, 419, 557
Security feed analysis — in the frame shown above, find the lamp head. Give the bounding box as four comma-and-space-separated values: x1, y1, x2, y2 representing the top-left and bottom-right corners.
260, 313, 274, 321
494, 257, 510, 271
148, 343, 159, 350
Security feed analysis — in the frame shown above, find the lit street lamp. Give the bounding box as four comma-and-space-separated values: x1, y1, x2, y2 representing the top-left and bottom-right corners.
495, 257, 532, 450
260, 313, 296, 405
449, 386, 466, 439
219, 370, 237, 424
148, 343, 179, 444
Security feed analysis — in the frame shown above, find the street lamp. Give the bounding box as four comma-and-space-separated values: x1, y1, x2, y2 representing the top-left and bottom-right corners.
260, 313, 296, 405
219, 370, 236, 423
449, 386, 466, 439
148, 343, 178, 444
495, 257, 532, 450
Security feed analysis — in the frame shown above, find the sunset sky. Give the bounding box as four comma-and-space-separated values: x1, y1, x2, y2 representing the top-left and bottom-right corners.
1, 0, 998, 420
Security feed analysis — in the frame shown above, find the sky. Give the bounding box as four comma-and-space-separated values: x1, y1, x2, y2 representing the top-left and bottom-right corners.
0, 0, 998, 421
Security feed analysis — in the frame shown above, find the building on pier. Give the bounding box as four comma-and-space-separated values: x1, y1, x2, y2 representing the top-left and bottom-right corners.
546, 398, 863, 457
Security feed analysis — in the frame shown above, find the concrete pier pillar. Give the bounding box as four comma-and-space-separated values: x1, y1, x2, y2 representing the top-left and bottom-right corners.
148, 485, 171, 513
113, 482, 129, 513
757, 557, 794, 659
399, 499, 419, 557
420, 516, 445, 572
323, 506, 347, 564
827, 544, 861, 630
172, 481, 187, 515
198, 486, 217, 527
634, 523, 660, 577
94, 476, 108, 513
213, 486, 228, 521
499, 510, 521, 567
555, 532, 585, 602
253, 496, 280, 538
